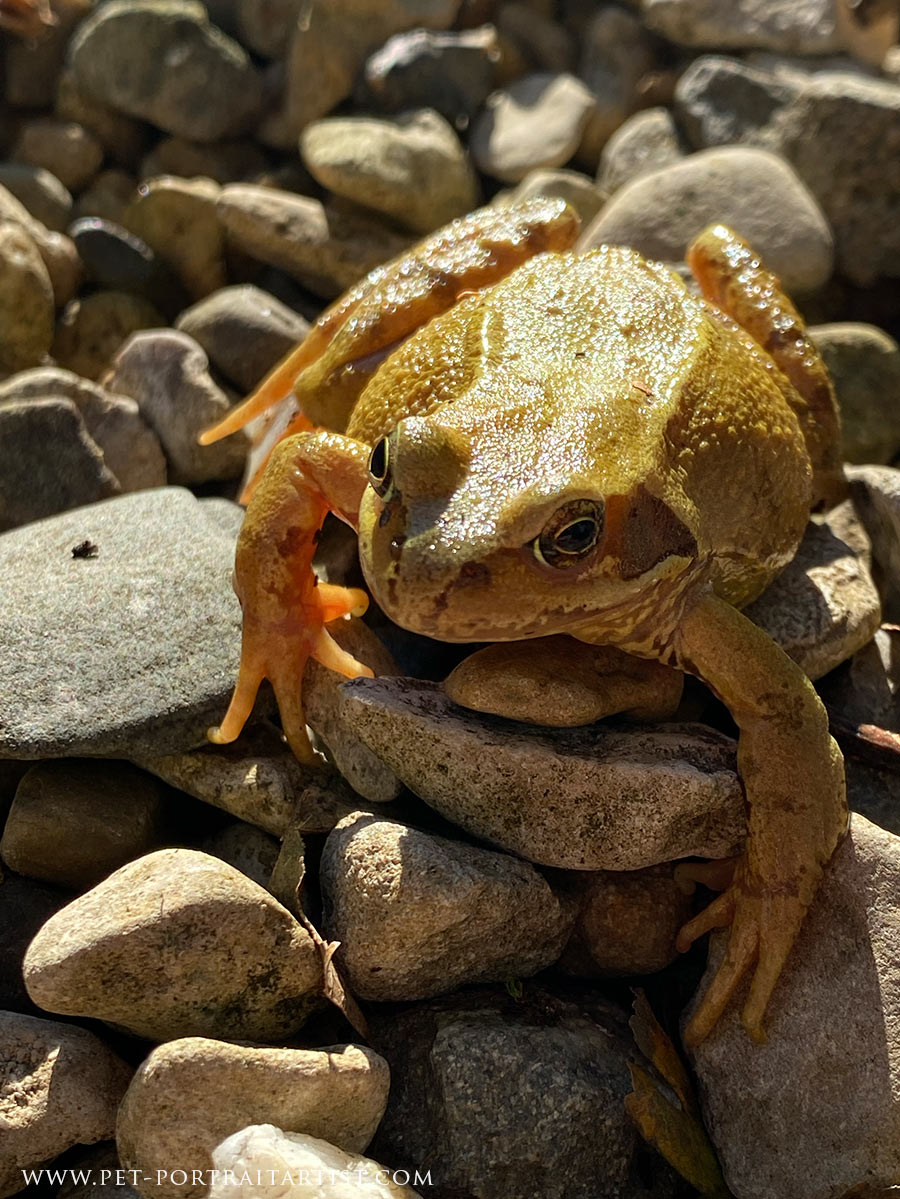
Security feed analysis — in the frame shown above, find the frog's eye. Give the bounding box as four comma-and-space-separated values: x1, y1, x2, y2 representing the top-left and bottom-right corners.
534, 499, 604, 569
368, 437, 392, 498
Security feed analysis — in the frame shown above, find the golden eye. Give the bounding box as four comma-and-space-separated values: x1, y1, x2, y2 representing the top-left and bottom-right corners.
368, 437, 391, 498
534, 499, 604, 569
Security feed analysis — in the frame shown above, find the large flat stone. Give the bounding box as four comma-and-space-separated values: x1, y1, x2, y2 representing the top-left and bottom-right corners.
687, 814, 900, 1199
340, 676, 745, 869
0, 488, 243, 759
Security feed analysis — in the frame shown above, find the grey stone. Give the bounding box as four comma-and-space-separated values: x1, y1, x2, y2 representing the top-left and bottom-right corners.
23, 848, 323, 1043
559, 864, 692, 978
1, 759, 164, 890
809, 323, 900, 465
0, 1012, 131, 1199
68, 217, 188, 315
584, 146, 834, 295
217, 185, 411, 301
687, 815, 900, 1199
138, 137, 268, 187
133, 724, 364, 838
0, 366, 167, 493
117, 1039, 390, 1199
470, 72, 596, 184
339, 676, 745, 869
258, 0, 460, 150
641, 0, 841, 53
69, 1, 263, 143
506, 168, 604, 225
52, 290, 164, 381
55, 68, 148, 170
12, 118, 104, 194
236, 0, 305, 59
362, 25, 498, 126
106, 330, 249, 485
0, 182, 82, 308
305, 618, 402, 805
576, 5, 657, 167
301, 109, 478, 236
200, 821, 280, 889
72, 168, 136, 225
370, 993, 660, 1199
0, 221, 55, 373
0, 164, 72, 232
596, 107, 685, 198
746, 518, 881, 682
0, 487, 245, 759
321, 812, 576, 1001
674, 55, 795, 150
176, 285, 310, 394
819, 625, 900, 733
120, 176, 226, 302
0, 875, 72, 1017
846, 465, 900, 614
0, 400, 118, 533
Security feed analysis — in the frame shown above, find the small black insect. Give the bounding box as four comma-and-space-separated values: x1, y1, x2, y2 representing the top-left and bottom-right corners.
71, 539, 99, 559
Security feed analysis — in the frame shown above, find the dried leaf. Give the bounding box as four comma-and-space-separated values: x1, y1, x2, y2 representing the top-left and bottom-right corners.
627, 991, 730, 1199
268, 826, 306, 916
297, 909, 369, 1039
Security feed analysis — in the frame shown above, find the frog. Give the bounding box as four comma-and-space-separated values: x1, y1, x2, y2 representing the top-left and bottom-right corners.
200, 197, 848, 1047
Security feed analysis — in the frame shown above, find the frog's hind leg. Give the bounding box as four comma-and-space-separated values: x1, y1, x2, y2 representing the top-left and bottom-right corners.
208, 430, 373, 763
687, 224, 845, 508
201, 197, 581, 451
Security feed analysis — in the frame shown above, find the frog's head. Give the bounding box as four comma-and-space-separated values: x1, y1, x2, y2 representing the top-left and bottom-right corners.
357, 391, 702, 644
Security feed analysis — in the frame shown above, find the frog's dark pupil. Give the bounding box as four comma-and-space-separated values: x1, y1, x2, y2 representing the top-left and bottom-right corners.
369, 438, 393, 497
556, 518, 597, 553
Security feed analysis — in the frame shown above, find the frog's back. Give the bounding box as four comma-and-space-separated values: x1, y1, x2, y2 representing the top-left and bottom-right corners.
350, 247, 814, 607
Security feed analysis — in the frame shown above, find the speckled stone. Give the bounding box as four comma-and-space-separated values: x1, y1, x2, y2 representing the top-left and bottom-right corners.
0, 487, 245, 759
339, 676, 745, 869
0, 1012, 131, 1199
369, 992, 655, 1199
642, 0, 841, 53
596, 107, 685, 197
117, 1039, 390, 1199
200, 821, 280, 889
745, 518, 881, 681
321, 812, 576, 1000
24, 848, 323, 1042
687, 815, 900, 1199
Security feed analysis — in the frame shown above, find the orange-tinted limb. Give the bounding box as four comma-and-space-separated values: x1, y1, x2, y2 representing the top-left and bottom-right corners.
208, 430, 373, 764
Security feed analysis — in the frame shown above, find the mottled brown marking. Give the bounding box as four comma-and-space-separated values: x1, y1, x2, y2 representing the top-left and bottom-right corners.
606, 488, 698, 579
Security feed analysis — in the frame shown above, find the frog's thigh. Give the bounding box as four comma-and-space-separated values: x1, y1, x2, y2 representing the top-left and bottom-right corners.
209, 430, 374, 763
444, 637, 683, 726
672, 592, 847, 1044
687, 224, 844, 507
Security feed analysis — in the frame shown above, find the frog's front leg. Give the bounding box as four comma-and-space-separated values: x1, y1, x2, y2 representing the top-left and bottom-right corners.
208, 431, 373, 764
670, 592, 848, 1046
